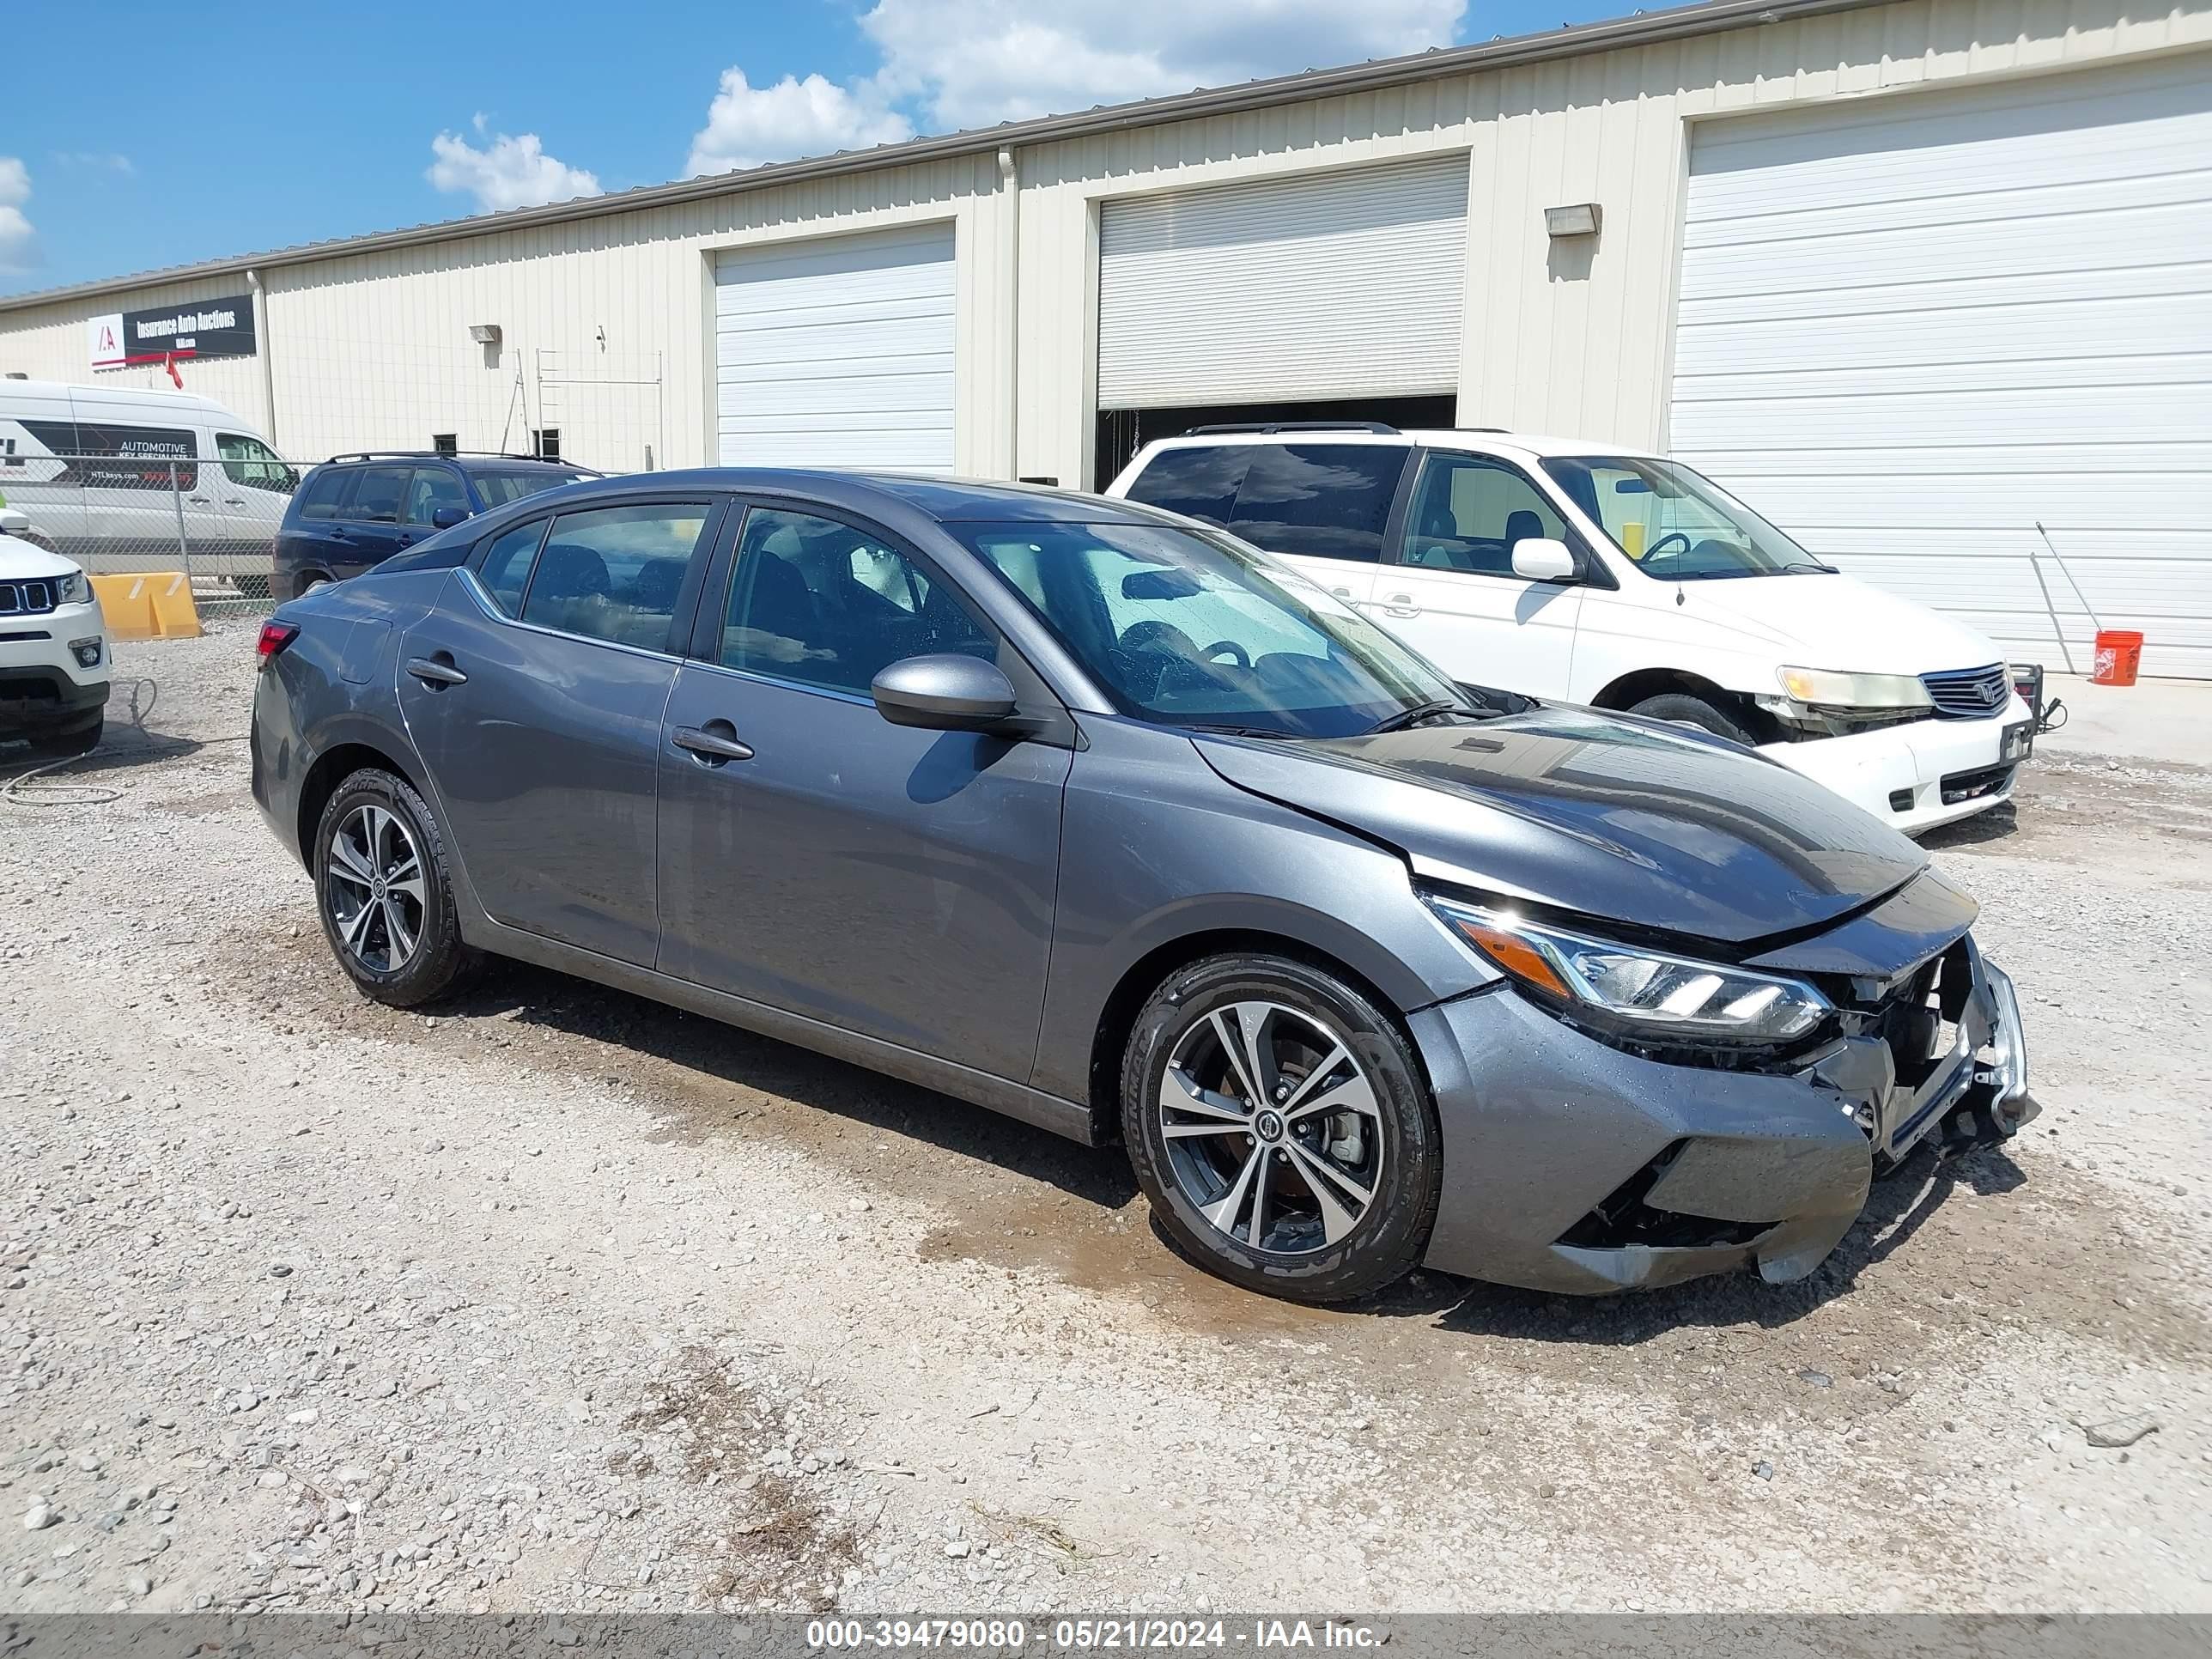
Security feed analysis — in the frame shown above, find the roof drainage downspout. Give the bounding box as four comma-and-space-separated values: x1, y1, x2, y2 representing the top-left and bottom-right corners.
246, 269, 278, 448
997, 147, 1019, 481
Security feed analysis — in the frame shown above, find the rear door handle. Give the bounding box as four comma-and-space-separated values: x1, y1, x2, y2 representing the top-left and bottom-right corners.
672, 722, 754, 763
1382, 592, 1422, 617
405, 656, 468, 687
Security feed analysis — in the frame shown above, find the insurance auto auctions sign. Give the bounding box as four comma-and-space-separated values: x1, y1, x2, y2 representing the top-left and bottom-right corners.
86, 294, 256, 368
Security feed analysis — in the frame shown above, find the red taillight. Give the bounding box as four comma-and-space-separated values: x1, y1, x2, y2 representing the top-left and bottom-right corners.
256, 621, 300, 665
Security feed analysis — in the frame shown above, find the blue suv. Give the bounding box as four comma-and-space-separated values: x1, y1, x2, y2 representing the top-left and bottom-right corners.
275, 452, 592, 599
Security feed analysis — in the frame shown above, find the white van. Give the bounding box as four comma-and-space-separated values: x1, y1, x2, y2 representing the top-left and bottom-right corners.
0, 379, 296, 592
1107, 426, 2037, 836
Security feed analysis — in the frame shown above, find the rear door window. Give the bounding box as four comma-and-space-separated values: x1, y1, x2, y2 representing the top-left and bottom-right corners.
520, 502, 714, 651
1224, 444, 1406, 562
477, 519, 550, 616
346, 467, 410, 525
1121, 446, 1252, 529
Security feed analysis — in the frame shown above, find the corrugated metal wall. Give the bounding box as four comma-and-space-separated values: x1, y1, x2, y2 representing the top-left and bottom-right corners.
1, 0, 2205, 488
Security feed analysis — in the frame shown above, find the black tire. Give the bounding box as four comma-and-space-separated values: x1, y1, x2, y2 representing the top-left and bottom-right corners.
312, 767, 482, 1007
1630, 691, 1755, 745
29, 714, 101, 758
1121, 954, 1442, 1304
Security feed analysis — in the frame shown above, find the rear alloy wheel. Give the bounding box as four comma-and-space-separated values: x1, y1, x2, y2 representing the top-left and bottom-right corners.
313, 769, 480, 1006
1123, 955, 1442, 1304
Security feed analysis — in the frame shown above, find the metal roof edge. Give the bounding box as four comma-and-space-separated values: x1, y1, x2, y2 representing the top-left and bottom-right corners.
0, 0, 1881, 316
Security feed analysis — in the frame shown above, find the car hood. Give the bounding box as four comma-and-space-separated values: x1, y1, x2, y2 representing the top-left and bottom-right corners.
1194, 707, 1936, 945
1679, 570, 2003, 674
0, 532, 77, 582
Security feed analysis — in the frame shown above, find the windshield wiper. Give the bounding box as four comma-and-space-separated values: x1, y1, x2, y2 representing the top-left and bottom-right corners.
1364, 699, 1463, 736
1182, 722, 1299, 741
1772, 560, 1838, 574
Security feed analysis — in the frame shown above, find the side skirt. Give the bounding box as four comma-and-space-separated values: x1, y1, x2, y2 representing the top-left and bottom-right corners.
465, 912, 1100, 1147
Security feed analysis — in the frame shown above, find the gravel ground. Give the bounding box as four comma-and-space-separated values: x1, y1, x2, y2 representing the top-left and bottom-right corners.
3, 622, 2209, 1616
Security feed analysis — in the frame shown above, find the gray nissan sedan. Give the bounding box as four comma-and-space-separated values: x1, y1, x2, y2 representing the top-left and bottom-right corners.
250, 470, 2034, 1304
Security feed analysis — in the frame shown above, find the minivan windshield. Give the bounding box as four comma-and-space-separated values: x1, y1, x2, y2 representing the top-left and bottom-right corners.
957, 520, 1465, 739
472, 468, 592, 507
1541, 456, 1835, 580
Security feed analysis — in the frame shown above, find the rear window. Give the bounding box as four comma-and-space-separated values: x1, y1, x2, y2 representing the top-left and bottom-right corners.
1122, 447, 1251, 528
472, 469, 590, 508
1224, 444, 1405, 562
295, 468, 353, 521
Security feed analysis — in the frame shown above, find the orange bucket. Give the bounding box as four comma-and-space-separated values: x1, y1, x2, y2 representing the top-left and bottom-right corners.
2091, 629, 2143, 687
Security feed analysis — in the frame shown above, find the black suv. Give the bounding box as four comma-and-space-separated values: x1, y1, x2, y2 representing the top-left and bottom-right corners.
274, 453, 593, 599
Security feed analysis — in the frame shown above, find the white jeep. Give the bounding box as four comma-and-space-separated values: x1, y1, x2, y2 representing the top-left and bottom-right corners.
0, 532, 111, 756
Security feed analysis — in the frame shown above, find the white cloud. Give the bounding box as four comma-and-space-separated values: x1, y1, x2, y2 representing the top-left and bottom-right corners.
427, 126, 601, 213
872, 0, 1463, 133
52, 151, 133, 174
0, 157, 33, 272
685, 1, 1462, 179
685, 68, 915, 176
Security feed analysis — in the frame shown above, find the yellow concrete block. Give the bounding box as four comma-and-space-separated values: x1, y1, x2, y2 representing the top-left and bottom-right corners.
147, 571, 202, 639
91, 574, 158, 641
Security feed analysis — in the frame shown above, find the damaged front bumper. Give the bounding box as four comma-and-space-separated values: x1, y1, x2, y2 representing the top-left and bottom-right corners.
1411, 930, 2034, 1296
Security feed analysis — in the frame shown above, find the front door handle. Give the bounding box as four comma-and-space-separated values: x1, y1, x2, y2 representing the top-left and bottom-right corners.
405, 655, 468, 687
673, 722, 754, 763
1382, 592, 1422, 618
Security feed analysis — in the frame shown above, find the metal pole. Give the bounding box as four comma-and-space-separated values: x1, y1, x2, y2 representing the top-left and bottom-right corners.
2025, 549, 2076, 676
169, 459, 190, 571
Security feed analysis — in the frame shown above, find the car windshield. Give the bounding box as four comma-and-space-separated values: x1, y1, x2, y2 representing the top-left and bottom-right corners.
1541, 456, 1833, 580
957, 520, 1465, 738
472, 468, 591, 507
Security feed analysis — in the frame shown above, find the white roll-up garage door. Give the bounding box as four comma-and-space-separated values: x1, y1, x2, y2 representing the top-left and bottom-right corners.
1668, 57, 2212, 679
1098, 156, 1469, 408
714, 224, 955, 472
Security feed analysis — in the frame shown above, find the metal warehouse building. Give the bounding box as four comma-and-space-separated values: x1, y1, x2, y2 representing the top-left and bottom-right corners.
3, 0, 2209, 675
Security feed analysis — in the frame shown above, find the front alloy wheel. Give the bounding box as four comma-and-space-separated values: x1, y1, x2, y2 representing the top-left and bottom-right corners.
1123, 955, 1442, 1304
1160, 1001, 1387, 1255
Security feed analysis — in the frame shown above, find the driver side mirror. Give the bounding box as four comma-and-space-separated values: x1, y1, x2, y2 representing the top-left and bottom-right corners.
1511, 538, 1577, 582
872, 653, 1020, 732
431, 505, 471, 530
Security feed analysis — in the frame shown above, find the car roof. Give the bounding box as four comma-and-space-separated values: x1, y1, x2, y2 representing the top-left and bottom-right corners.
1132, 428, 1668, 465
513, 468, 1170, 526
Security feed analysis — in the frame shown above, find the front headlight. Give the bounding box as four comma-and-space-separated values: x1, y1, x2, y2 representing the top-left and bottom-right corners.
1425, 893, 1829, 1045
57, 568, 93, 606
1776, 665, 1931, 711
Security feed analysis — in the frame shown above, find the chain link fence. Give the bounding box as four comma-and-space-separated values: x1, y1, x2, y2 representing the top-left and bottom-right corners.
2, 447, 297, 622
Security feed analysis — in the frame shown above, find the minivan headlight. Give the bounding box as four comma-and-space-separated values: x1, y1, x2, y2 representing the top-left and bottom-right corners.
1776, 665, 1931, 711
1424, 893, 1829, 1044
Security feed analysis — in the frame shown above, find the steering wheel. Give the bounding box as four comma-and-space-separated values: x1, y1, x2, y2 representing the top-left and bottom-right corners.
1642, 531, 1692, 564
1120, 618, 1200, 658
1202, 640, 1252, 669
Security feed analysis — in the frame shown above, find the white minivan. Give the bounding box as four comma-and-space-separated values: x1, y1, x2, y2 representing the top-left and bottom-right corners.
0, 379, 296, 592
1107, 426, 2036, 836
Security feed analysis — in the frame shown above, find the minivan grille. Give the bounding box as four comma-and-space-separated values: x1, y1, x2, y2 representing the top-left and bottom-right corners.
0, 579, 58, 617
1920, 663, 2009, 720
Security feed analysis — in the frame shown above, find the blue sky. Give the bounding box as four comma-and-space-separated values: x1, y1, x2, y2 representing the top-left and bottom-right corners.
1, 0, 1634, 298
